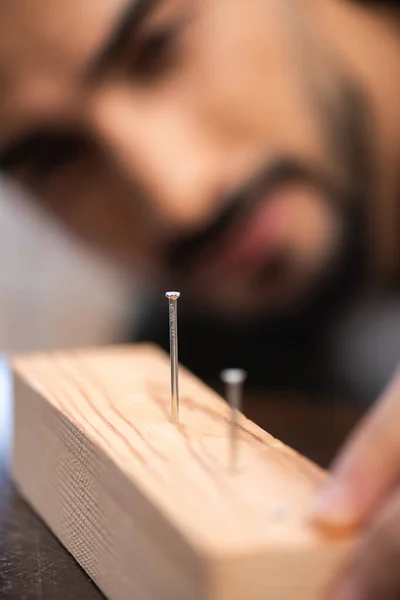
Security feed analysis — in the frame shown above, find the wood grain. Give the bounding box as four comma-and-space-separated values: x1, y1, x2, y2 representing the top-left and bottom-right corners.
11, 344, 354, 600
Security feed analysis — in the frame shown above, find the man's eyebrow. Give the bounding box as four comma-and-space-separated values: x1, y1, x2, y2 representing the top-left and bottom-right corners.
89, 0, 163, 79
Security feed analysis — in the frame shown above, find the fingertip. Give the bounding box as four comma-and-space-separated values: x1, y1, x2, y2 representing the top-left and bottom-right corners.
328, 578, 361, 600
310, 481, 359, 531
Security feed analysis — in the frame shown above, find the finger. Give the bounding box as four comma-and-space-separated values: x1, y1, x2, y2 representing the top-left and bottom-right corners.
330, 485, 400, 600
312, 369, 400, 528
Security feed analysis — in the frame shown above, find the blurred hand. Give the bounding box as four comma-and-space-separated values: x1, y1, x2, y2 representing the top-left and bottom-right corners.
312, 369, 400, 600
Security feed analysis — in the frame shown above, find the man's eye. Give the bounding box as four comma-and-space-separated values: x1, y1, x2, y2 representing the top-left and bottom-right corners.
129, 24, 181, 81
29, 138, 83, 180
1, 134, 87, 187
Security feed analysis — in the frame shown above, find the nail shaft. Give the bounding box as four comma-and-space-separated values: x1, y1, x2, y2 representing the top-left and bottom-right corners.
220, 369, 247, 474
166, 292, 180, 424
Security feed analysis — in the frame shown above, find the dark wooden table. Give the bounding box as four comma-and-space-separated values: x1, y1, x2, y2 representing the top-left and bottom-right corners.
0, 368, 366, 600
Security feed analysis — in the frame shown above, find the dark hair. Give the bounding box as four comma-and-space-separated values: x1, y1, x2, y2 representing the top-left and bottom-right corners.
357, 0, 400, 5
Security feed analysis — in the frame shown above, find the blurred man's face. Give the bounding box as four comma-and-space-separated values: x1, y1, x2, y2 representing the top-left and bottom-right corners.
0, 0, 399, 317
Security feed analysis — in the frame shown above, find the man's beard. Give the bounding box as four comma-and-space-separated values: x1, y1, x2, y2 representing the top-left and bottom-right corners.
165, 74, 373, 331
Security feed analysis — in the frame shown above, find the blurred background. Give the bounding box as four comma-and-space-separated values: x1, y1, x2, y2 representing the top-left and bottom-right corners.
0, 176, 133, 354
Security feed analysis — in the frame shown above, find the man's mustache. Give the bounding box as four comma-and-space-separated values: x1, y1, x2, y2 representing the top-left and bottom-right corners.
166, 158, 338, 274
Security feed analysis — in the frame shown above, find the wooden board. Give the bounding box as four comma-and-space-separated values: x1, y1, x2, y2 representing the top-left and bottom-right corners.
11, 344, 353, 600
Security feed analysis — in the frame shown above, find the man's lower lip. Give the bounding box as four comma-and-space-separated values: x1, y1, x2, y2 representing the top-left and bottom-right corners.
191, 193, 284, 281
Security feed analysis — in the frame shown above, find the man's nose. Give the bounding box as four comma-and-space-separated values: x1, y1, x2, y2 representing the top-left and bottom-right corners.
89, 87, 224, 234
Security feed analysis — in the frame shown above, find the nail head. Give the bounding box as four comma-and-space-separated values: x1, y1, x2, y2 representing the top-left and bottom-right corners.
220, 369, 247, 385
165, 291, 181, 300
